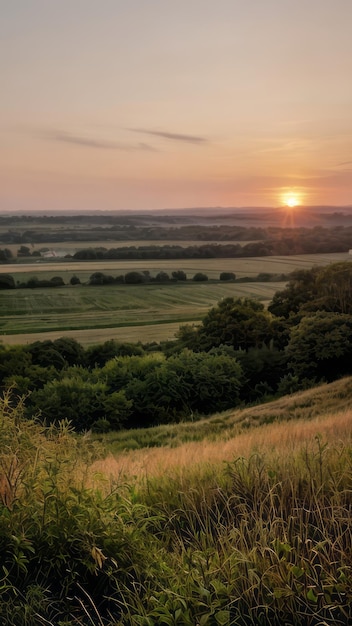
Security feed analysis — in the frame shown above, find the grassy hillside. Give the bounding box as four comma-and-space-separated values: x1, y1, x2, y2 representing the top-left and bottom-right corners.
0, 381, 351, 624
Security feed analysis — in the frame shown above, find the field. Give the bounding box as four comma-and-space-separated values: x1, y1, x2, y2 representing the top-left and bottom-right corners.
0, 281, 284, 345
4, 251, 350, 280
0, 251, 350, 345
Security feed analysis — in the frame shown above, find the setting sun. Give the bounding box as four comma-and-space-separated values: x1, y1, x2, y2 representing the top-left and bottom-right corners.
282, 193, 300, 208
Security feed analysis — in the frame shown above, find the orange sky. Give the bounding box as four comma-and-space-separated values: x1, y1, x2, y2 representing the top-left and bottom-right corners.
1, 1, 352, 211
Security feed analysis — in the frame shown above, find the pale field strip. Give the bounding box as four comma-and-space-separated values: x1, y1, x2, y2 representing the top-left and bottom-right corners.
3, 251, 350, 280
0, 322, 186, 346
89, 409, 352, 487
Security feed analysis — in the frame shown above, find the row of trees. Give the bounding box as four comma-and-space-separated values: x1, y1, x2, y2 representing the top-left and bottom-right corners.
1, 261, 352, 431
0, 270, 289, 290
0, 271, 211, 289
3, 224, 352, 261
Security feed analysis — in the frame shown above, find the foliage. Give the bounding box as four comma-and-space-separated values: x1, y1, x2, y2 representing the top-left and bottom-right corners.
70, 273, 81, 285
219, 271, 236, 281
29, 375, 132, 431
172, 270, 187, 280
2, 386, 352, 624
287, 312, 352, 380
192, 272, 209, 281
86, 339, 144, 368
268, 261, 352, 319
124, 349, 243, 425
0, 393, 164, 624
0, 273, 15, 289
191, 297, 276, 351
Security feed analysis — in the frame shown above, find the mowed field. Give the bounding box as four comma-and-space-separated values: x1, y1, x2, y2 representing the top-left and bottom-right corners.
0, 281, 284, 345
0, 252, 350, 346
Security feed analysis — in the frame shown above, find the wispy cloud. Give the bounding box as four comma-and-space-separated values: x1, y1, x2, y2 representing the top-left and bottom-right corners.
44, 130, 157, 152
128, 127, 207, 145
337, 160, 352, 167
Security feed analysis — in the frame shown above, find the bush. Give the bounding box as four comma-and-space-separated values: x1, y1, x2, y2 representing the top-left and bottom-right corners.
70, 274, 81, 285
219, 271, 236, 281
192, 272, 208, 281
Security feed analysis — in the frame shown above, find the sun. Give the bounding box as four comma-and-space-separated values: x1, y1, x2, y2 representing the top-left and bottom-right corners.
282, 193, 300, 208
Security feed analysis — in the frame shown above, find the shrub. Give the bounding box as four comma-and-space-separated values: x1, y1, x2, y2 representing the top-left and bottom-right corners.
193, 272, 208, 281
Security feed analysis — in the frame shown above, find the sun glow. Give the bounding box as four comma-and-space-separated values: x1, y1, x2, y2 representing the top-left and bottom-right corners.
282, 193, 301, 208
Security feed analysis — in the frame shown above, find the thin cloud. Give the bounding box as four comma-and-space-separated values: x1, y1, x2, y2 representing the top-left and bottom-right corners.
337, 160, 352, 167
129, 127, 207, 145
44, 130, 157, 152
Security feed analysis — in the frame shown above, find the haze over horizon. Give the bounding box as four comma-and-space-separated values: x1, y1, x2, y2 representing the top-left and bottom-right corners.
2, 1, 352, 212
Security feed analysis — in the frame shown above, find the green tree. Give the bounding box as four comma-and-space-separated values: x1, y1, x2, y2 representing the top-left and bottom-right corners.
29, 375, 131, 431
268, 268, 319, 319
155, 271, 170, 282
172, 270, 187, 281
287, 312, 352, 381
86, 340, 144, 369
70, 274, 81, 285
193, 272, 208, 281
316, 261, 352, 313
0, 273, 15, 289
197, 297, 275, 351
52, 337, 85, 366
27, 341, 66, 370
220, 271, 236, 281
123, 350, 243, 426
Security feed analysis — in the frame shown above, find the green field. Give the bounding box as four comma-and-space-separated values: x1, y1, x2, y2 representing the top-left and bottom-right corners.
0, 281, 284, 345
0, 252, 350, 345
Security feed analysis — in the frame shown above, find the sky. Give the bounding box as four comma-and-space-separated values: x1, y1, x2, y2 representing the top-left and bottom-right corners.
1, 0, 352, 212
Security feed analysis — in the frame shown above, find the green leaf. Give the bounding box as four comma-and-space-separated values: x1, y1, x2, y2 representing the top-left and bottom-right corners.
306, 588, 318, 603
215, 610, 231, 625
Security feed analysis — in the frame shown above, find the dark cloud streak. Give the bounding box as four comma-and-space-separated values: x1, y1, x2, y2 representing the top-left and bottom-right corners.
44, 130, 157, 152
129, 127, 207, 144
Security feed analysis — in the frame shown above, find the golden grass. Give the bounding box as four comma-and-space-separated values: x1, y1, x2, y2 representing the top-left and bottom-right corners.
90, 408, 352, 489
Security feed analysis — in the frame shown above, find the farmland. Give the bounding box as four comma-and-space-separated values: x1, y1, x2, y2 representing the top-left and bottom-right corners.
0, 281, 283, 345
0, 251, 350, 345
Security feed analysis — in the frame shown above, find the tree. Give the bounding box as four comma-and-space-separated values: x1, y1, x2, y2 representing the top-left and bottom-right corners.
124, 271, 147, 284
287, 312, 352, 381
220, 272, 236, 281
316, 262, 352, 314
50, 276, 65, 287
196, 297, 275, 351
88, 272, 114, 285
193, 273, 208, 281
172, 270, 187, 281
86, 340, 144, 369
27, 341, 66, 370
52, 337, 85, 366
0, 248, 13, 262
17, 245, 31, 257
29, 375, 132, 431
0, 274, 15, 289
122, 350, 243, 426
70, 275, 81, 285
155, 271, 170, 282
268, 268, 319, 319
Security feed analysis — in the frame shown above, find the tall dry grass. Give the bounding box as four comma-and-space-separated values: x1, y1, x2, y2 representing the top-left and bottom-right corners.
90, 408, 352, 489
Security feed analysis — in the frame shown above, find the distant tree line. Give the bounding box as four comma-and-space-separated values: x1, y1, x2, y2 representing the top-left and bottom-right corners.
2, 225, 352, 257
0, 270, 289, 289
2, 261, 352, 432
